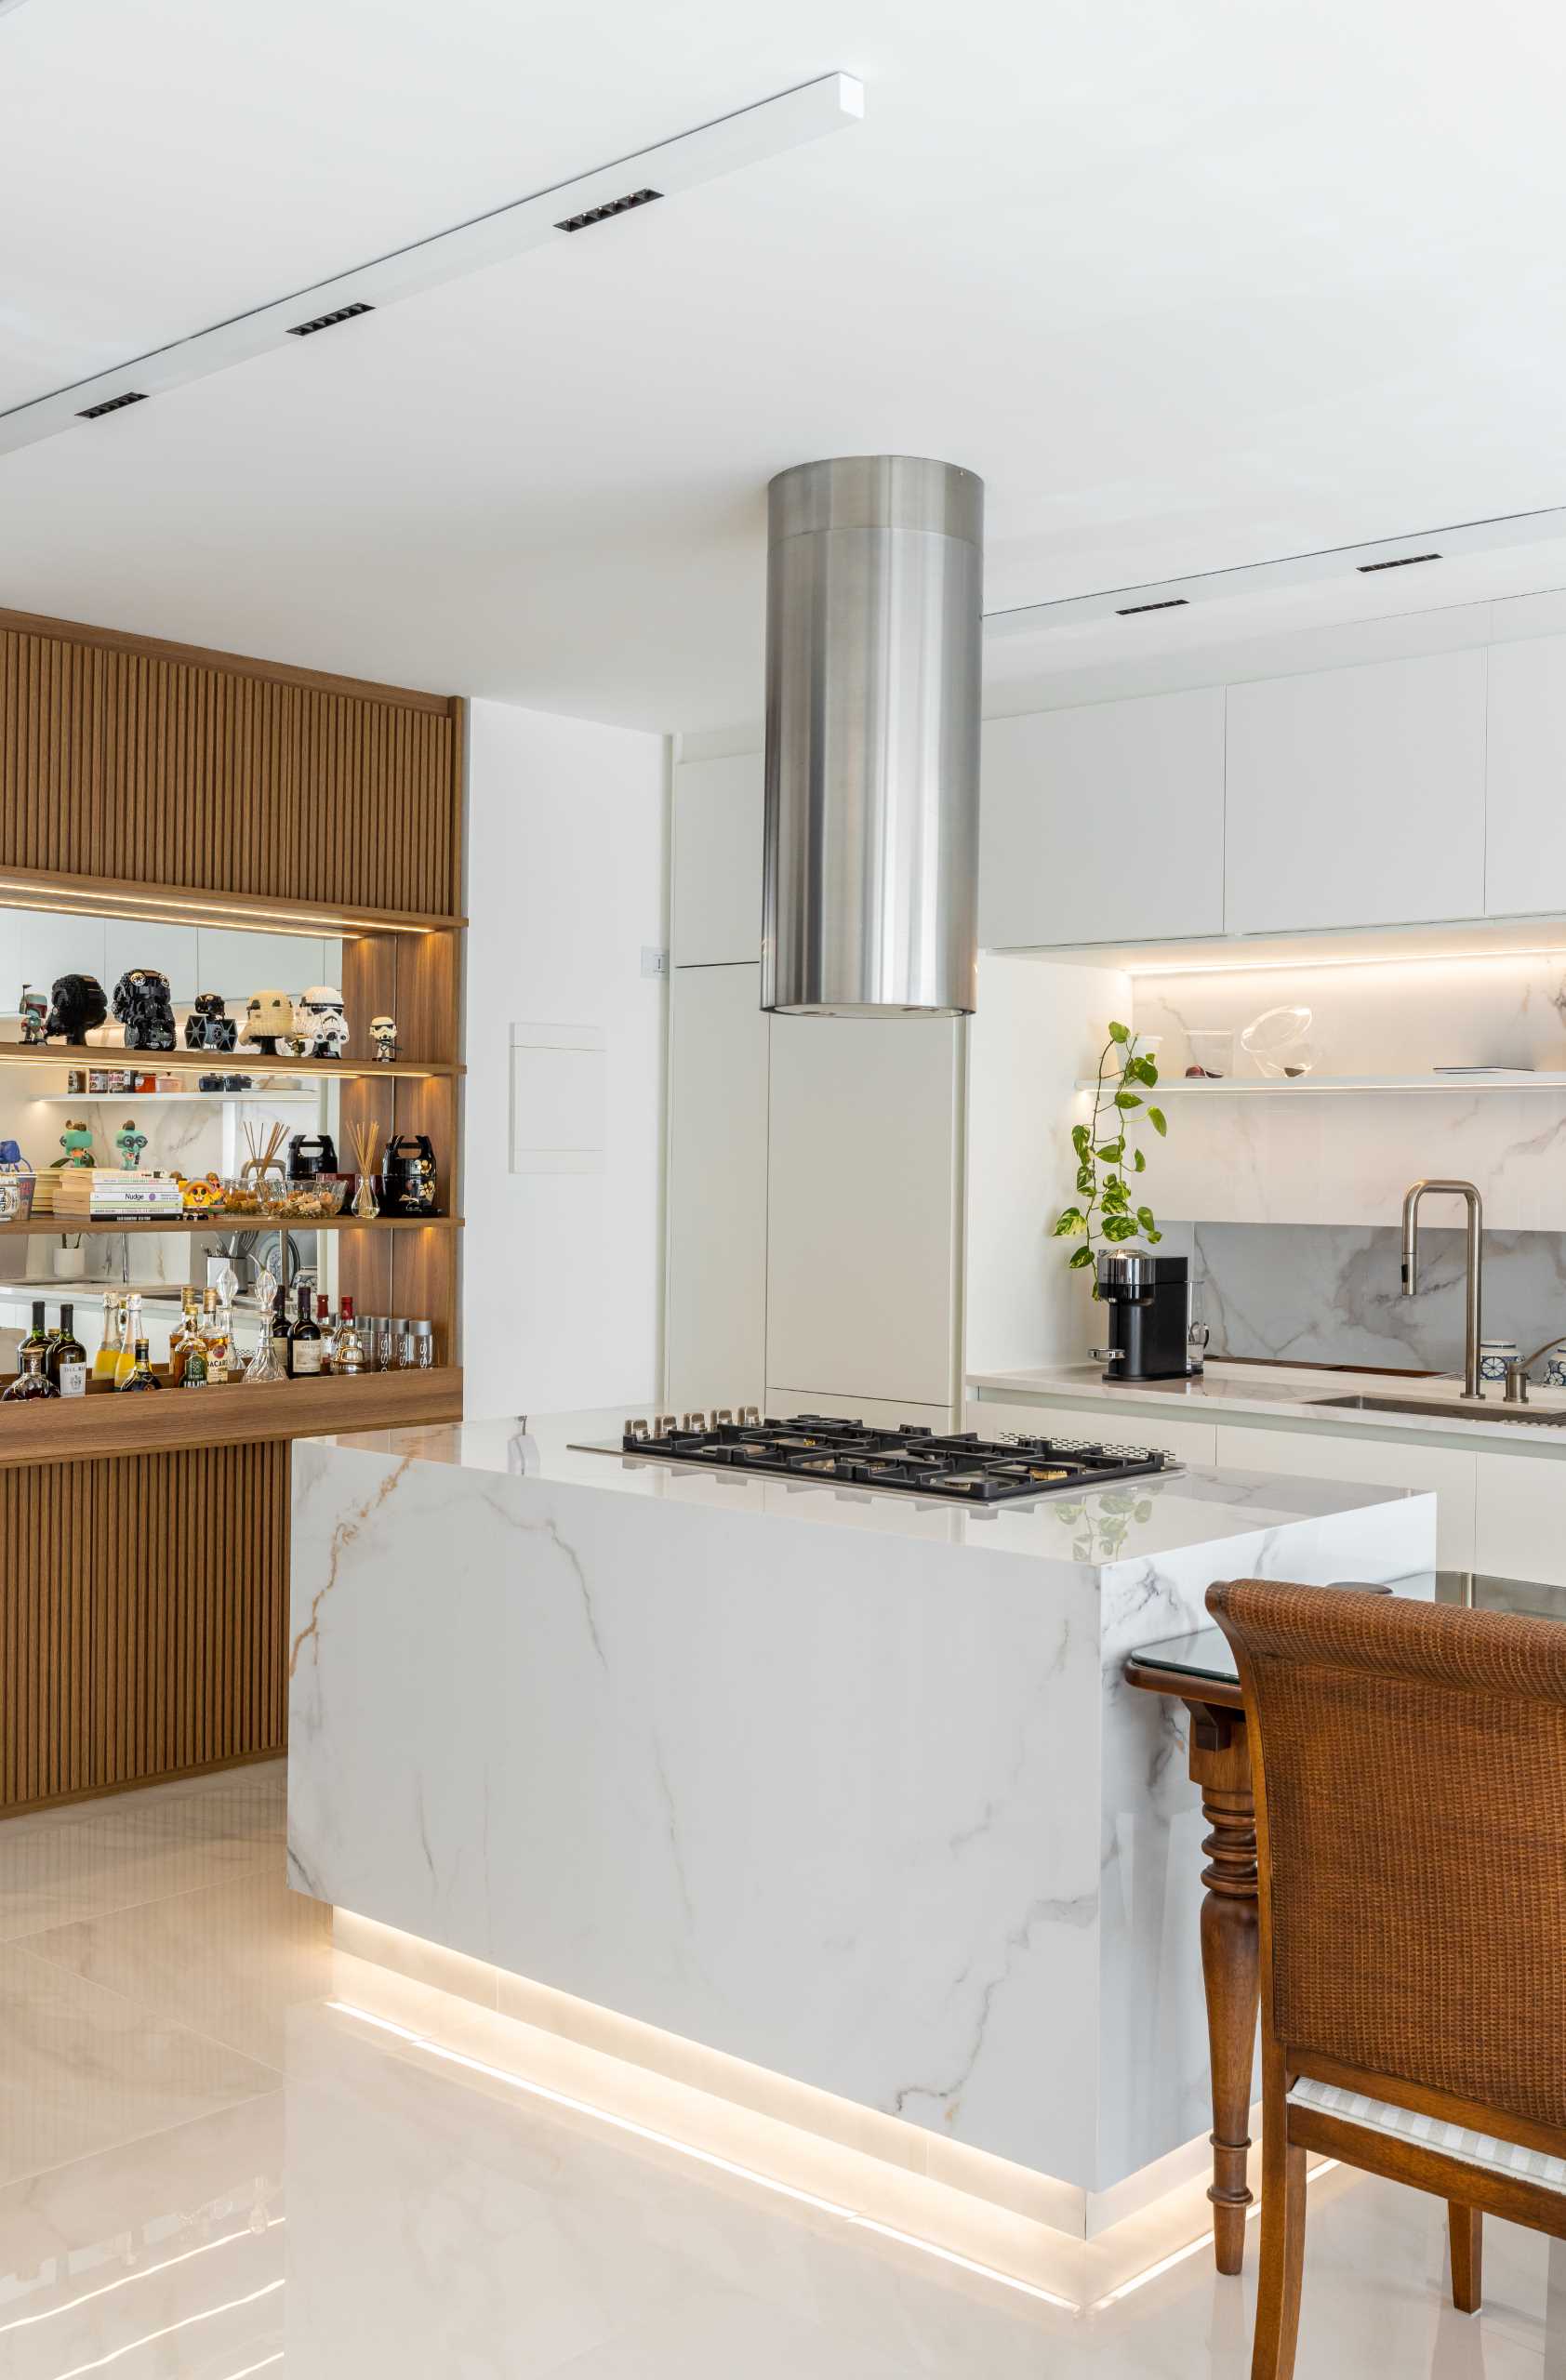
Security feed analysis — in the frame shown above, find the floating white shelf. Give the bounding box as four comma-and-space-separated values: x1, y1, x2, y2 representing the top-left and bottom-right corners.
1072, 1072, 1566, 1095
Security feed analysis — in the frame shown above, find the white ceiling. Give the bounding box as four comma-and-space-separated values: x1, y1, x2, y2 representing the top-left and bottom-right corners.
4, 0, 1566, 729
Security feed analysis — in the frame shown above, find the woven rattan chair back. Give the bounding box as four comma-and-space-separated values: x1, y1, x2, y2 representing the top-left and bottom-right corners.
1207, 1580, 1566, 2137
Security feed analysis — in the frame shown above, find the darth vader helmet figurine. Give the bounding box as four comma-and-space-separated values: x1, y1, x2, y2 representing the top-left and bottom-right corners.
183, 990, 238, 1052
243, 989, 296, 1056
112, 968, 177, 1051
45, 973, 108, 1047
292, 985, 349, 1060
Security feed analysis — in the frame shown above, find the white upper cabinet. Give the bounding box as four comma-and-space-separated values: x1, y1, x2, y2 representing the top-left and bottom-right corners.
1224, 648, 1488, 935
671, 751, 764, 967
979, 687, 1226, 949
1485, 633, 1566, 919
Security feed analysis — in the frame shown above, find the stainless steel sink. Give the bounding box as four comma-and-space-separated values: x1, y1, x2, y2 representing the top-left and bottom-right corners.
1311, 1394, 1566, 1429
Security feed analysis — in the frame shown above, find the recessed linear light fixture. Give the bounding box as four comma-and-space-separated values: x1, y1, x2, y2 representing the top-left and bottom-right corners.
985, 502, 1566, 639
0, 73, 863, 456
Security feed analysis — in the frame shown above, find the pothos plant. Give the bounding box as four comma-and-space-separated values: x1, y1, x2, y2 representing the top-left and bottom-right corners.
1052, 1021, 1167, 1281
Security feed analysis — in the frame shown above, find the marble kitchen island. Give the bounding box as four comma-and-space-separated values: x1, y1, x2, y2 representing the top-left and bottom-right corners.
287, 1413, 1433, 2246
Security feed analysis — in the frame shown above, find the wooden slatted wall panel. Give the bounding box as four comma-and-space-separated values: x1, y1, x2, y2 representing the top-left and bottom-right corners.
0, 1442, 288, 1813
0, 625, 458, 917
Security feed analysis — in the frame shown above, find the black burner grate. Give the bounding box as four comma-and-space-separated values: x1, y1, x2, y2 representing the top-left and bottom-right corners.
617, 1414, 1175, 1501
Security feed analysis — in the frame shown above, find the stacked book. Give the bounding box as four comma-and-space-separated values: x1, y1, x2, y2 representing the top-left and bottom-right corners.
52, 1170, 186, 1221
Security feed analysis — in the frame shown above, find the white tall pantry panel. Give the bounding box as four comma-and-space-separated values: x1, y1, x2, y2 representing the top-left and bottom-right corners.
979, 687, 1226, 949
665, 963, 769, 1413
765, 1016, 962, 1413
1484, 632, 1566, 919
1224, 647, 1488, 934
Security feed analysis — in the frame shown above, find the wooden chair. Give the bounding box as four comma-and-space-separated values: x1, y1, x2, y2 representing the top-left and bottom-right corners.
1207, 1579, 1566, 2380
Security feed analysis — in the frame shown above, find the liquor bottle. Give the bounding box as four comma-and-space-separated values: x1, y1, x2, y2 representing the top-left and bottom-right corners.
216, 1296, 241, 1382
202, 1288, 233, 1387
287, 1281, 323, 1377
113, 1295, 143, 1388
46, 1303, 86, 1399
166, 1289, 200, 1386
332, 1295, 365, 1375
315, 1293, 333, 1372
271, 1283, 293, 1363
92, 1290, 123, 1380
20, 1301, 48, 1366
116, 1336, 161, 1392
180, 1338, 208, 1388
3, 1343, 59, 1401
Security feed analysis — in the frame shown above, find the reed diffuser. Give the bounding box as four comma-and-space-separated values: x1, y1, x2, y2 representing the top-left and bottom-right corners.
350, 1120, 381, 1218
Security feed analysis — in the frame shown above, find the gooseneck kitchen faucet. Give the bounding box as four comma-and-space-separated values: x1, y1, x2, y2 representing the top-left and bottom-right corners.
1400, 1178, 1484, 1399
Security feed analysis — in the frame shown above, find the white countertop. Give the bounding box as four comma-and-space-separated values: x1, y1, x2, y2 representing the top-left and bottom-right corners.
967, 1358, 1566, 1448
308, 1407, 1429, 1568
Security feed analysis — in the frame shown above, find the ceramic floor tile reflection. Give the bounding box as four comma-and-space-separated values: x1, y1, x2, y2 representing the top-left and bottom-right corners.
0, 2095, 285, 2380
0, 1764, 1557, 2376
0, 1943, 278, 2188
22, 1864, 333, 2069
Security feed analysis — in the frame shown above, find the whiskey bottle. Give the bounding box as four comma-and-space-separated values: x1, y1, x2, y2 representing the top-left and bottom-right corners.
113, 1295, 143, 1389
315, 1293, 333, 1373
287, 1282, 323, 1377
92, 1290, 123, 1381
198, 1287, 231, 1388
181, 1339, 209, 1388
166, 1289, 200, 1387
47, 1303, 86, 1399
116, 1336, 161, 1392
3, 1344, 59, 1402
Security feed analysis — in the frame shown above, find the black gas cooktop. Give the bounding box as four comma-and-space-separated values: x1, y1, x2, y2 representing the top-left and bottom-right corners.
600, 1411, 1178, 1503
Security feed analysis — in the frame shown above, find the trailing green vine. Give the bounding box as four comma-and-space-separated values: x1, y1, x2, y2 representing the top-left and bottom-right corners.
1051, 1021, 1167, 1279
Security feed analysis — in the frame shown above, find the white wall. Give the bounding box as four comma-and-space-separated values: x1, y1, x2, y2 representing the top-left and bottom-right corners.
463, 699, 669, 1420
964, 955, 1131, 1374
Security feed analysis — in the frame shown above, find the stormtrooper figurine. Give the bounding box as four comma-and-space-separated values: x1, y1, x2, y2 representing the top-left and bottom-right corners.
369, 1014, 398, 1064
242, 988, 296, 1057
292, 985, 349, 1061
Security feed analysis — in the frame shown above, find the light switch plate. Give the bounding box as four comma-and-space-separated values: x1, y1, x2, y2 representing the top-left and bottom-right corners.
641, 946, 669, 978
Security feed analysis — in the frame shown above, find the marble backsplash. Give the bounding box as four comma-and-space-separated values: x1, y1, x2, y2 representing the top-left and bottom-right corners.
1181, 1219, 1566, 1372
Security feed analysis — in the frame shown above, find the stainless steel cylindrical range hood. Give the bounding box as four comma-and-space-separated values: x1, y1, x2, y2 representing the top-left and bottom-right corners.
762, 456, 984, 1016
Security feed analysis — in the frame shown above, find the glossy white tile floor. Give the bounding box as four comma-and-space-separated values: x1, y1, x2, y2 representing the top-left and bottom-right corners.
0, 1760, 1558, 2376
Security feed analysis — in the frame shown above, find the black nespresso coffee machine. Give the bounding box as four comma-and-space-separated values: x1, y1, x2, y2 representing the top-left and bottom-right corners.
1093, 1250, 1203, 1382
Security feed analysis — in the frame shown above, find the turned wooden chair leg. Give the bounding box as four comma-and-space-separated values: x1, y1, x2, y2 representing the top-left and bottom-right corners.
1449, 2203, 1482, 2314
1251, 2088, 1307, 2380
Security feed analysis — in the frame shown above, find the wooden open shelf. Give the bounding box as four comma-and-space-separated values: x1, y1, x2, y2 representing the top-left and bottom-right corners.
0, 1363, 464, 1466
0, 1044, 461, 1081
0, 862, 465, 939
0, 1213, 462, 1236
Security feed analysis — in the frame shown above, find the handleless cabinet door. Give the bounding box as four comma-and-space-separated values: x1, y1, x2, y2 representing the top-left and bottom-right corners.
671, 752, 764, 966
766, 1015, 961, 1409
1224, 648, 1487, 933
1485, 634, 1566, 918
665, 963, 769, 1413
979, 688, 1226, 949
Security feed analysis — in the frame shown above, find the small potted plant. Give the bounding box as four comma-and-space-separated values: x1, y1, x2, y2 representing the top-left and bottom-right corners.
1052, 1021, 1167, 1278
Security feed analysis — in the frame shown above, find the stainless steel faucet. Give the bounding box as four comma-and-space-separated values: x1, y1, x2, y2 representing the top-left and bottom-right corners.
1400, 1179, 1484, 1399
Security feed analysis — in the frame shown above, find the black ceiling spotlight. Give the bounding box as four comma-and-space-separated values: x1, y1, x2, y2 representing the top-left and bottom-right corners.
77, 390, 148, 419
1357, 551, 1441, 573
554, 186, 662, 233
1116, 596, 1189, 616
286, 301, 375, 338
